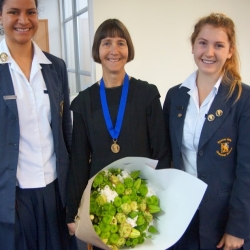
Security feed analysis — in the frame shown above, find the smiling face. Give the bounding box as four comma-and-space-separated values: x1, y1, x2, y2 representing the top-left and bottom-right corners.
192, 24, 233, 79
0, 0, 38, 47
99, 36, 128, 75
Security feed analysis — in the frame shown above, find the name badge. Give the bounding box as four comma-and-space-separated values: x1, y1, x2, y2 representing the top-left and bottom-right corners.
3, 95, 17, 100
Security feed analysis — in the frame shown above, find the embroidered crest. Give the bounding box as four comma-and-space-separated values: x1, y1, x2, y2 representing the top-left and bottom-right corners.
60, 101, 64, 116
216, 138, 232, 156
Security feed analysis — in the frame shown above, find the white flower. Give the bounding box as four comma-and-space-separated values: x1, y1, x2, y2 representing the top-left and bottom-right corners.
146, 184, 156, 197
126, 216, 138, 228
121, 170, 130, 178
117, 170, 131, 183
117, 174, 124, 183
100, 185, 118, 202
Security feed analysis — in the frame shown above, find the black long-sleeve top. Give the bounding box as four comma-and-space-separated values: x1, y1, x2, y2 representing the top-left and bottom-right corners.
66, 77, 170, 223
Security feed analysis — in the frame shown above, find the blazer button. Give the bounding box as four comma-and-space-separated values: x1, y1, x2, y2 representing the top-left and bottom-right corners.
198, 150, 203, 156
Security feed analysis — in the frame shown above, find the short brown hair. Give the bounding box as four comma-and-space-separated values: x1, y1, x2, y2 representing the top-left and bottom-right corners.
92, 19, 135, 64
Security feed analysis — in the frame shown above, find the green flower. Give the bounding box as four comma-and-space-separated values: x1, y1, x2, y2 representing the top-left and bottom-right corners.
110, 175, 120, 185
128, 211, 138, 219
96, 194, 107, 206
110, 224, 118, 233
129, 228, 140, 238
133, 178, 141, 190
115, 183, 125, 195
115, 213, 126, 224
116, 237, 126, 248
99, 222, 111, 233
109, 233, 119, 244
130, 201, 138, 211
130, 170, 140, 179
136, 215, 145, 226
138, 202, 147, 212
118, 222, 132, 238
100, 231, 110, 240
124, 188, 132, 195
93, 225, 101, 235
121, 195, 131, 204
148, 225, 158, 233
102, 214, 113, 224
121, 203, 131, 214
93, 174, 104, 186
144, 211, 153, 223
138, 184, 148, 197
124, 178, 133, 188
113, 196, 122, 207
90, 201, 98, 214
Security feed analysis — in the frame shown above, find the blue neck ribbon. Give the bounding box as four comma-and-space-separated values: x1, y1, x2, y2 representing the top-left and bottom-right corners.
100, 73, 129, 140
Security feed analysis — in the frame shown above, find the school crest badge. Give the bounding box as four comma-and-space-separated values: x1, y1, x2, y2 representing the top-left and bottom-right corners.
216, 138, 232, 156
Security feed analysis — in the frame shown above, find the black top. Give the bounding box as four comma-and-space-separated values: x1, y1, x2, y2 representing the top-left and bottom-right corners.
66, 77, 170, 223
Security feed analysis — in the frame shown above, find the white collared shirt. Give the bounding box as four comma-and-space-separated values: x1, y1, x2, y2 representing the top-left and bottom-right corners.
0, 38, 57, 188
180, 71, 222, 177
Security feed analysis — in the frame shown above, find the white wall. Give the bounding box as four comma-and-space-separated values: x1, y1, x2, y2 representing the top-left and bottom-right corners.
38, 0, 61, 58
92, 0, 250, 102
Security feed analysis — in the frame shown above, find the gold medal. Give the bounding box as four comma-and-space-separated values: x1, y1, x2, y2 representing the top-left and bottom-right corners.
0, 52, 8, 62
111, 139, 120, 153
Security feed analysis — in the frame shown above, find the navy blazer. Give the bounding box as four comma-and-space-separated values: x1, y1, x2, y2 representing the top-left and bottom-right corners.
163, 82, 250, 248
0, 52, 72, 225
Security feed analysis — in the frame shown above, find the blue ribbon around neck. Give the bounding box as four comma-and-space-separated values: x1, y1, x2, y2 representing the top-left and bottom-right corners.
100, 73, 129, 140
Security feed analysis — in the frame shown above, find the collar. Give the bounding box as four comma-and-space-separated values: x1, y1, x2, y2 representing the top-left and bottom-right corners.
0, 38, 51, 65
180, 70, 222, 95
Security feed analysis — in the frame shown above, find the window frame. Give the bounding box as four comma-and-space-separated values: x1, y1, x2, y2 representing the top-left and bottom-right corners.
60, 0, 96, 97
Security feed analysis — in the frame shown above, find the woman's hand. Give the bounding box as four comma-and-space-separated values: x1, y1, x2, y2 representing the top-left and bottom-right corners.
67, 222, 76, 236
216, 233, 244, 250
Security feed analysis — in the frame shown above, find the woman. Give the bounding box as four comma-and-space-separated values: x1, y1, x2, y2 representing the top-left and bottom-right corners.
67, 19, 170, 248
0, 0, 72, 249
163, 13, 250, 250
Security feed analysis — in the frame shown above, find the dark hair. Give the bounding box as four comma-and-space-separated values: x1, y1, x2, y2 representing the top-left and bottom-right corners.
92, 19, 134, 64
191, 13, 241, 102
0, 0, 38, 12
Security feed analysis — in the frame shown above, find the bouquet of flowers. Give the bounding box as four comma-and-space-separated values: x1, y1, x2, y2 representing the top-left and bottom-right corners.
90, 168, 161, 249
75, 157, 207, 250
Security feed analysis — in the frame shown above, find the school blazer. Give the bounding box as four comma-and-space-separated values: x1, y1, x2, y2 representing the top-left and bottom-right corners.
0, 52, 72, 225
163, 82, 250, 248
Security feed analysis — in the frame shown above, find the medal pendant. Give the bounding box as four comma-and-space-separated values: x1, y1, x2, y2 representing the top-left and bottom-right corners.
111, 140, 120, 153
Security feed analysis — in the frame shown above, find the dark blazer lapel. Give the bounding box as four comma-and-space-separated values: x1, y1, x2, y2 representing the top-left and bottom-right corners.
0, 64, 18, 119
198, 84, 232, 150
41, 63, 60, 116
173, 86, 190, 150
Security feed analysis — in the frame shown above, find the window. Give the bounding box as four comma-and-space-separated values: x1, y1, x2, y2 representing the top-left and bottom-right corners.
60, 0, 95, 97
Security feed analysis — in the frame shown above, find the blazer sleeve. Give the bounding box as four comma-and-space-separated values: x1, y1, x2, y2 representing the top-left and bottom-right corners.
61, 59, 72, 154
225, 90, 250, 238
66, 95, 91, 223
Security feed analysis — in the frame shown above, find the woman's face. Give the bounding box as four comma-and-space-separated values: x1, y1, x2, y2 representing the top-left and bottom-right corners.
99, 36, 128, 75
192, 24, 233, 79
0, 0, 38, 47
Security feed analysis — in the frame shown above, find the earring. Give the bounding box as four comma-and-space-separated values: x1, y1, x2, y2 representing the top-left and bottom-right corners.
0, 23, 4, 36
